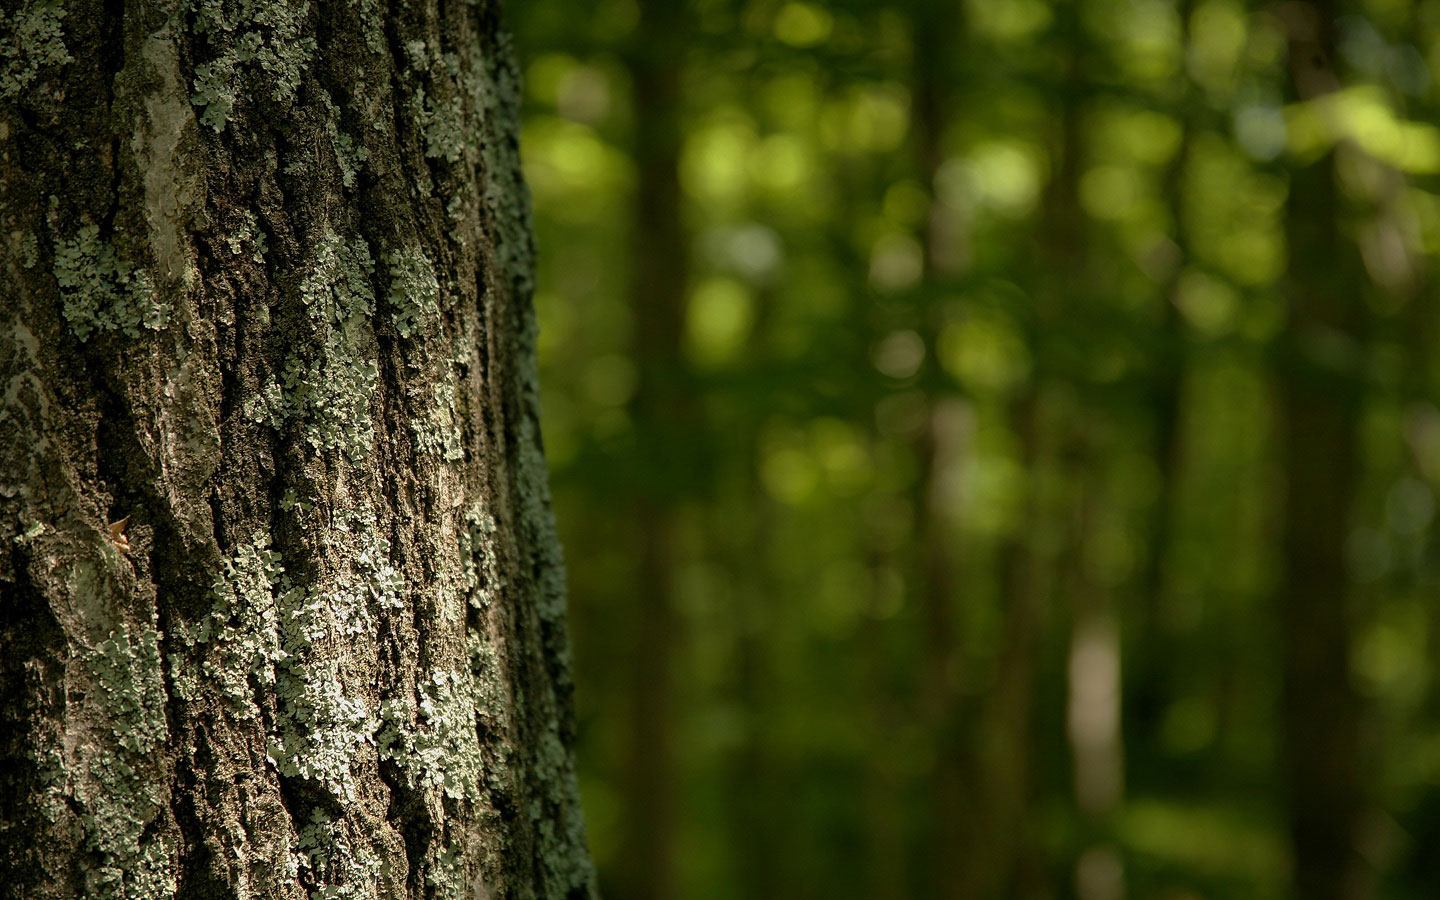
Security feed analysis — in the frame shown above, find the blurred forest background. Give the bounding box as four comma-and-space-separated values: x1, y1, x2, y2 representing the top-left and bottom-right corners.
509, 0, 1440, 897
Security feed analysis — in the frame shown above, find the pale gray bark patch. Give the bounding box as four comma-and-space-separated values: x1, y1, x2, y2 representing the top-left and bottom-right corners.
0, 2, 596, 898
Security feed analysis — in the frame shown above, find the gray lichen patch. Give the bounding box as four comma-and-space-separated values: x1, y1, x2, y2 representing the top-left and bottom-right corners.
89, 623, 169, 756
0, 1, 71, 102
267, 508, 399, 798
333, 129, 368, 189
399, 39, 467, 165
467, 33, 535, 294
188, 0, 316, 131
460, 504, 501, 609
173, 530, 285, 706
82, 820, 176, 900
224, 210, 269, 263
382, 246, 440, 339
21, 233, 40, 269
180, 511, 404, 806
412, 376, 464, 463
270, 230, 379, 461
169, 515, 409, 898
378, 668, 484, 803
81, 623, 177, 900
319, 92, 369, 189
53, 225, 166, 342
414, 89, 466, 163
294, 809, 390, 900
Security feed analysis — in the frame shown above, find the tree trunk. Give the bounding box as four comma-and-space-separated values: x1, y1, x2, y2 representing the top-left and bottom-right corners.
616, 3, 689, 900
904, 5, 975, 895
0, 3, 596, 899
1130, 0, 1193, 757
1277, 3, 1367, 898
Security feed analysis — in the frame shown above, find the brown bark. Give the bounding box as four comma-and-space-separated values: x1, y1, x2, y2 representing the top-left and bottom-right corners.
0, 2, 595, 898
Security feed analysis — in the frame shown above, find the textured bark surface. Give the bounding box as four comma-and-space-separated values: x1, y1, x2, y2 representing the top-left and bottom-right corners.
0, 2, 595, 899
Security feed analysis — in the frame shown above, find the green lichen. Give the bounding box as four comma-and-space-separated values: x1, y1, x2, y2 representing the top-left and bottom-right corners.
355, 0, 384, 54
467, 31, 536, 296
85, 833, 176, 900
411, 377, 465, 462
188, 0, 315, 131
444, 192, 467, 224
243, 376, 286, 429
403, 41, 466, 163
459, 505, 500, 608
270, 515, 396, 798
414, 88, 465, 163
317, 90, 369, 189
262, 230, 378, 460
14, 519, 46, 544
21, 232, 39, 268
185, 512, 403, 803
90, 624, 169, 755
334, 129, 368, 188
466, 628, 506, 738
383, 246, 440, 338
224, 209, 269, 262
378, 669, 484, 802
173, 530, 285, 705
53, 225, 165, 342
410, 351, 465, 463
294, 809, 387, 900
0, 1, 71, 102
83, 623, 176, 900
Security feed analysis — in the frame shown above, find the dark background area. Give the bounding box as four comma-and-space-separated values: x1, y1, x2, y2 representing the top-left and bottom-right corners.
511, 1, 1440, 897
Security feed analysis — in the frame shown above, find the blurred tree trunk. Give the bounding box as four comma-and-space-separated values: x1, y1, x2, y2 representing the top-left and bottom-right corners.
906, 4, 976, 896
981, 391, 1042, 897
725, 500, 783, 900
1131, 0, 1194, 750
620, 3, 689, 900
0, 2, 595, 899
1064, 463, 1125, 900
1040, 23, 1126, 900
862, 544, 907, 900
1277, 3, 1368, 898
724, 290, 784, 900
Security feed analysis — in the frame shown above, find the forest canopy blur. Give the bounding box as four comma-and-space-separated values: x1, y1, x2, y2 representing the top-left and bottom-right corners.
512, 0, 1440, 898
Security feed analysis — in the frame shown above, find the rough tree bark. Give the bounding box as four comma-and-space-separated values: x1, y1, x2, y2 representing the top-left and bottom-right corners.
0, 2, 596, 899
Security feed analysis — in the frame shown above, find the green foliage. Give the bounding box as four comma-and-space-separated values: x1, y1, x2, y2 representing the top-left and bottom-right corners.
514, 0, 1440, 898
